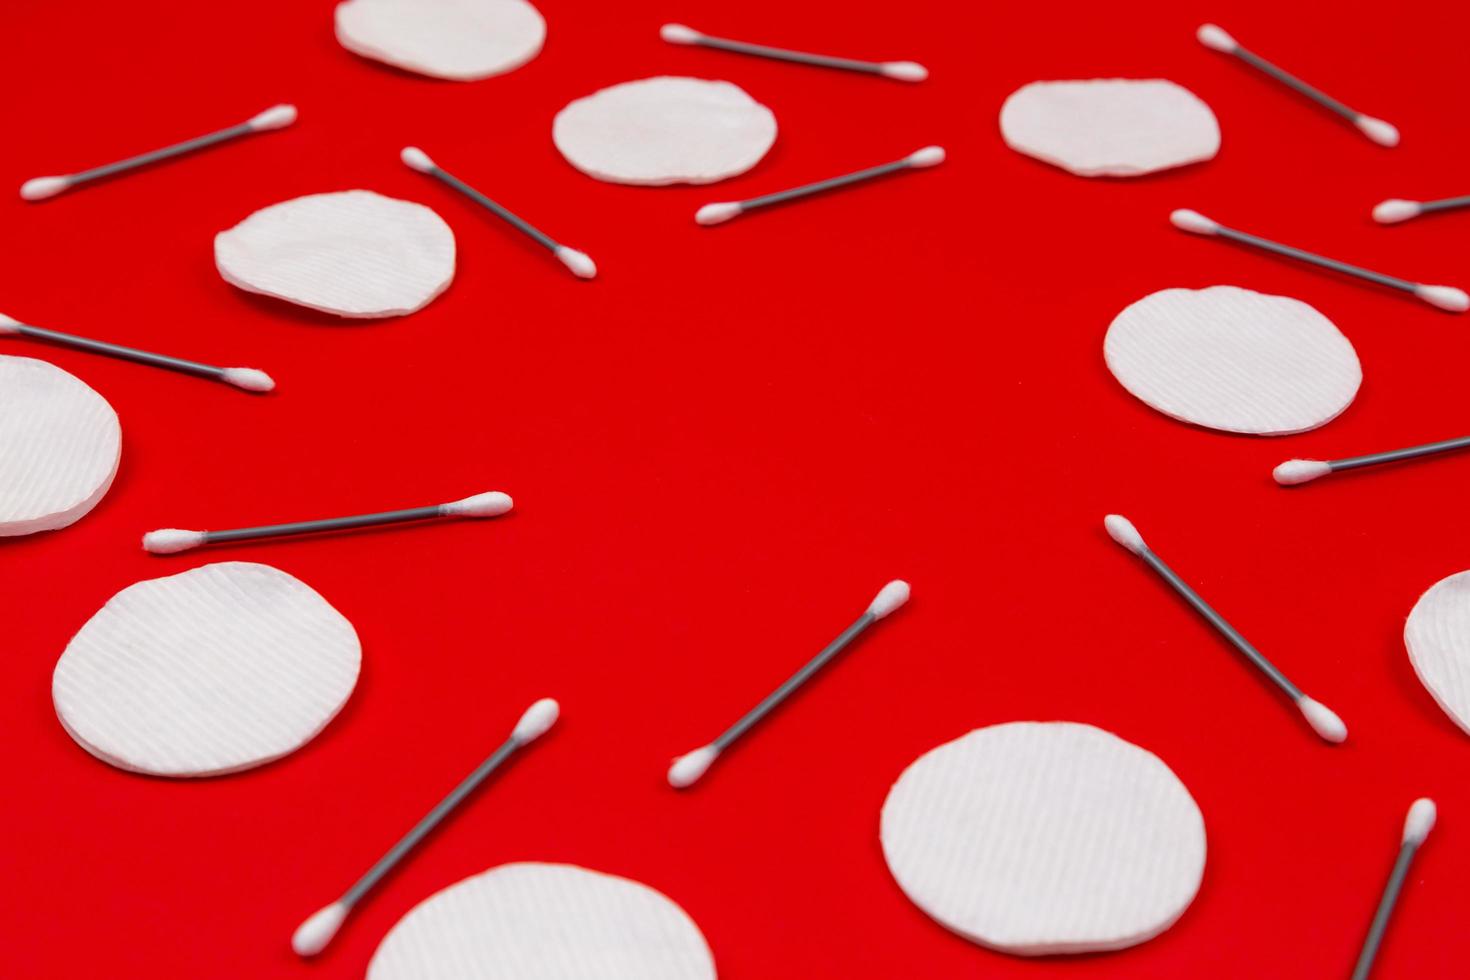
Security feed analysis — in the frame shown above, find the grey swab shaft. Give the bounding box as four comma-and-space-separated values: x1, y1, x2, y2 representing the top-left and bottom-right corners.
1135, 547, 1303, 700
68, 122, 254, 186
691, 34, 886, 75
1231, 47, 1358, 121
1332, 434, 1470, 472
712, 612, 876, 751
1351, 841, 1420, 980
205, 506, 448, 544
341, 736, 521, 907
739, 159, 913, 212
1216, 225, 1416, 293
1420, 194, 1470, 214
426, 166, 559, 252
10, 322, 226, 380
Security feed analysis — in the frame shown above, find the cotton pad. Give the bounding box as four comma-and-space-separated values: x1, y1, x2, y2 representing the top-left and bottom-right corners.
52, 562, 360, 777
215, 190, 456, 318
1405, 570, 1470, 736
881, 721, 1205, 956
1105, 285, 1361, 435
367, 862, 718, 979
335, 0, 545, 81
0, 356, 121, 536
1000, 79, 1220, 177
553, 77, 777, 186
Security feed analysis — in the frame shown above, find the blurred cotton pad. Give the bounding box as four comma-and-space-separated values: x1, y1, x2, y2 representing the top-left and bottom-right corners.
335, 0, 545, 81
553, 76, 777, 185
367, 863, 718, 979
1405, 570, 1470, 735
53, 562, 360, 777
1105, 285, 1361, 435
881, 722, 1205, 955
1000, 79, 1219, 177
0, 356, 120, 536
215, 190, 456, 318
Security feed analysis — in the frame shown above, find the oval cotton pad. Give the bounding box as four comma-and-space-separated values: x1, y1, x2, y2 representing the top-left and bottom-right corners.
215, 190, 456, 318
0, 356, 121, 536
1105, 285, 1361, 435
335, 0, 545, 81
1000, 79, 1219, 177
367, 862, 717, 979
1405, 570, 1470, 736
553, 76, 777, 186
881, 722, 1205, 956
52, 562, 360, 777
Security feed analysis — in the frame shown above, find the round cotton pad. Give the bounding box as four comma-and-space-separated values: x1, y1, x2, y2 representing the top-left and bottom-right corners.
367, 862, 717, 979
335, 0, 545, 81
553, 77, 777, 186
215, 190, 456, 318
1405, 570, 1470, 736
52, 562, 360, 777
0, 356, 121, 537
1000, 79, 1220, 177
1105, 285, 1361, 435
881, 722, 1205, 956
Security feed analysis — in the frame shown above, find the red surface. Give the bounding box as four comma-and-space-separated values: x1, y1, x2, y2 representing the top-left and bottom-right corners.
4, 1, 1469, 976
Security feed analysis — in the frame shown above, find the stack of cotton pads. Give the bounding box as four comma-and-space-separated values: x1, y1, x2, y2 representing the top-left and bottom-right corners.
335, 0, 546, 80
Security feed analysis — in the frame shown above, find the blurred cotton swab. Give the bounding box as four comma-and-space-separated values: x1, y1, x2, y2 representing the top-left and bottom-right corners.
401, 147, 595, 279
1105, 515, 1346, 743
1196, 24, 1397, 146
696, 147, 944, 226
143, 491, 512, 554
1374, 195, 1470, 225
20, 104, 297, 202
1275, 434, 1470, 486
1351, 799, 1436, 980
668, 580, 910, 788
0, 313, 272, 392
1171, 209, 1468, 312
661, 23, 926, 82
292, 699, 559, 957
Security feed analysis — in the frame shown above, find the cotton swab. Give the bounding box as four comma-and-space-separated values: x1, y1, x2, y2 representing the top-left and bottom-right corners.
1170, 209, 1469, 313
292, 698, 559, 957
400, 147, 595, 279
660, 23, 927, 82
1196, 24, 1397, 147
1105, 515, 1347, 743
668, 580, 910, 788
0, 313, 273, 392
143, 491, 512, 554
20, 105, 297, 202
1350, 799, 1436, 980
1275, 434, 1470, 486
1374, 195, 1470, 225
695, 147, 944, 226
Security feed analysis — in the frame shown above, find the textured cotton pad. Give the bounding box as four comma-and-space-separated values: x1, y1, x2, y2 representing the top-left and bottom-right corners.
368, 862, 717, 979
1405, 570, 1470, 736
52, 562, 360, 777
553, 77, 777, 186
1105, 286, 1361, 435
1000, 79, 1220, 177
215, 190, 456, 318
881, 722, 1205, 956
0, 356, 121, 536
335, 0, 545, 81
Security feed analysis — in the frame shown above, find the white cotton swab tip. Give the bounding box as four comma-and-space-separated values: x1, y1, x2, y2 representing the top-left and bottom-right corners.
400, 146, 436, 174
1355, 116, 1400, 148
880, 61, 929, 82
1104, 514, 1147, 555
1403, 798, 1437, 846
20, 176, 71, 201
1273, 459, 1333, 485
906, 146, 946, 168
246, 104, 298, 132
511, 698, 560, 744
1196, 23, 1238, 53
695, 202, 743, 226
439, 491, 514, 518
668, 745, 720, 788
660, 23, 703, 44
554, 246, 597, 279
1373, 199, 1423, 224
220, 367, 276, 392
1414, 285, 1470, 312
1170, 209, 1220, 235
292, 901, 349, 957
0, 313, 19, 334
867, 580, 912, 620
1296, 696, 1348, 743
142, 529, 208, 555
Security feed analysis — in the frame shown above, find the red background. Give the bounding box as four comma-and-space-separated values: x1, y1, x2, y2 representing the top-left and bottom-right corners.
4, 0, 1468, 976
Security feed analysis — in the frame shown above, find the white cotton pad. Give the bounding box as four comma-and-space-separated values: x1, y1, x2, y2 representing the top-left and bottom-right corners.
52, 562, 360, 777
553, 76, 777, 186
1405, 570, 1470, 736
0, 356, 121, 537
1105, 285, 1361, 435
1000, 79, 1220, 177
881, 722, 1205, 956
367, 862, 718, 979
335, 0, 545, 81
215, 190, 456, 318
